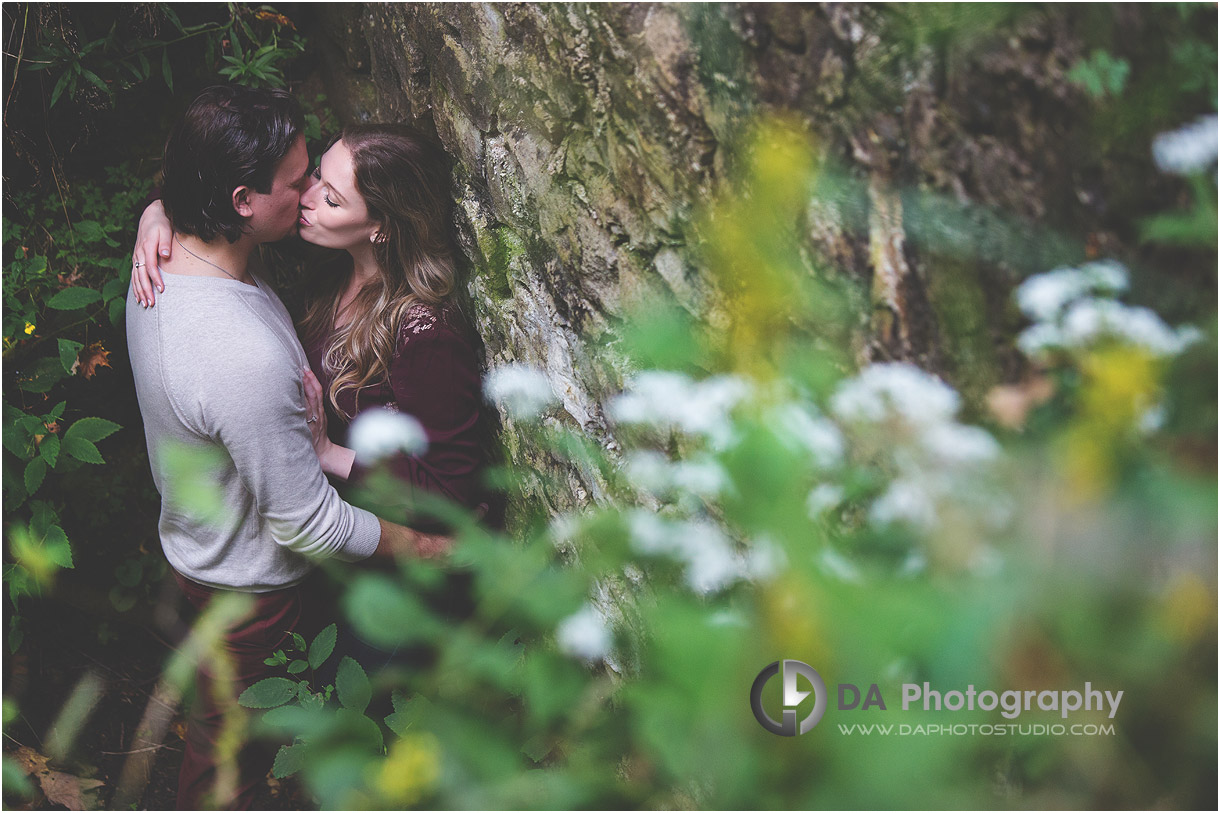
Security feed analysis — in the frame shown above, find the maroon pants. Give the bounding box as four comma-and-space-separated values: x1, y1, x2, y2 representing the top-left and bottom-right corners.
172, 570, 321, 810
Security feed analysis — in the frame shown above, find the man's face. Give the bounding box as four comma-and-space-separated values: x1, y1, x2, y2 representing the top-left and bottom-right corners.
245, 135, 310, 243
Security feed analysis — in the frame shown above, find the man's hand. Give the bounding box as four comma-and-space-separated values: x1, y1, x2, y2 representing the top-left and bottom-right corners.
375, 517, 453, 560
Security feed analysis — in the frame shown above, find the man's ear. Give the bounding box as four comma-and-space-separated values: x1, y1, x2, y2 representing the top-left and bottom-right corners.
232, 186, 254, 218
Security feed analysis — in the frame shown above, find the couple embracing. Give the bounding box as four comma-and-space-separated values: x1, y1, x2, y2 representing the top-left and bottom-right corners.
126, 85, 493, 808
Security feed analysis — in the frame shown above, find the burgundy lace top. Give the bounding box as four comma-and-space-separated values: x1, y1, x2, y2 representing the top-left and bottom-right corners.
302, 301, 487, 514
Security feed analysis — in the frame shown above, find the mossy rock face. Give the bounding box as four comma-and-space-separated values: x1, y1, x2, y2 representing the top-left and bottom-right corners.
313, 3, 1179, 516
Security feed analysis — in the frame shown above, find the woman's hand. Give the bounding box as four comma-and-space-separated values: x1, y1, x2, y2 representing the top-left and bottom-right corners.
132, 201, 172, 308
304, 368, 355, 480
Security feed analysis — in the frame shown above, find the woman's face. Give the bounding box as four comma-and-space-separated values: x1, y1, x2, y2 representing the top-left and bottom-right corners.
298, 139, 380, 251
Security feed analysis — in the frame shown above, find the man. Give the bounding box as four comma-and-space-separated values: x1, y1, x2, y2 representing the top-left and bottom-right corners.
126, 85, 438, 809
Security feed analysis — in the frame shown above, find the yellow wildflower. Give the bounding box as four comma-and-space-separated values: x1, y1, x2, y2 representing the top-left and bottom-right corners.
373, 732, 441, 807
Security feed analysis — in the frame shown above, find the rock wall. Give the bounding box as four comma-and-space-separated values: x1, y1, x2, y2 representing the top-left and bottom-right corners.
310, 3, 1107, 520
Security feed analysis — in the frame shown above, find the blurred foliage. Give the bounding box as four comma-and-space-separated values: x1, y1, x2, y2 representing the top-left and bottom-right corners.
223, 116, 1213, 809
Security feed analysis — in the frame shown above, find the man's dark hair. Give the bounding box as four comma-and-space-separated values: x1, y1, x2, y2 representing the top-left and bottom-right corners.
161, 85, 304, 243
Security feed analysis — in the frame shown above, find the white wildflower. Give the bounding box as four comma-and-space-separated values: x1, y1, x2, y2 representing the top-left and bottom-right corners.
682, 528, 740, 594
869, 478, 938, 533
1138, 402, 1167, 434
556, 603, 612, 661
1152, 114, 1218, 175
1016, 322, 1065, 356
484, 363, 559, 420
742, 536, 786, 581
626, 510, 672, 554
708, 610, 748, 628
775, 404, 845, 467
1060, 299, 1201, 356
607, 372, 750, 445
605, 371, 693, 427
1015, 261, 1129, 322
806, 483, 844, 518
626, 511, 742, 594
670, 458, 731, 498
683, 375, 751, 442
349, 407, 428, 464
898, 550, 927, 578
623, 450, 673, 493
919, 423, 1001, 467
831, 362, 960, 428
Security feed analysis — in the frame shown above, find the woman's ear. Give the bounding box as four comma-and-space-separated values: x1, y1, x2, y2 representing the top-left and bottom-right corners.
232, 186, 253, 218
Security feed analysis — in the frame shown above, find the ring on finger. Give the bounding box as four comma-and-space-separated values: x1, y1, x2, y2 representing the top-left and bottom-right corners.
134, 261, 144, 268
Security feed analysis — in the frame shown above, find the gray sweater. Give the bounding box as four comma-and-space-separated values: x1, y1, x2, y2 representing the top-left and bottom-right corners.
126, 271, 380, 591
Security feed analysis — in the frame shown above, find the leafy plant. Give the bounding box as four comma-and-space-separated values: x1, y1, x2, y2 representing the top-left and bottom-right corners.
19, 3, 307, 108
1068, 48, 1131, 100
2, 166, 147, 650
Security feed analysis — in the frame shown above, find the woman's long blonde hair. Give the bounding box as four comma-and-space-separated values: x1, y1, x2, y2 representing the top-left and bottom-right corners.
300, 124, 457, 420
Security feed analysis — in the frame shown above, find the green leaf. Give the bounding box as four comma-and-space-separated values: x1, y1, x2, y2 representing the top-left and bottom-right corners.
102, 277, 127, 301
291, 631, 307, 652
39, 434, 60, 467
308, 623, 336, 670
287, 660, 308, 674
8, 564, 34, 608
47, 401, 66, 420
19, 358, 68, 393
271, 743, 305, 778
3, 424, 29, 458
47, 287, 102, 310
29, 501, 56, 538
335, 707, 383, 753
108, 586, 137, 612
335, 656, 370, 713
58, 339, 83, 374
43, 525, 72, 569
161, 48, 173, 93
162, 5, 185, 33
342, 574, 439, 650
384, 691, 430, 737
23, 457, 46, 495
2, 754, 34, 798
50, 71, 72, 108
62, 436, 104, 464
64, 417, 121, 444
114, 559, 143, 587
238, 677, 297, 709
74, 220, 107, 243
109, 296, 125, 327
263, 656, 280, 667
79, 67, 108, 95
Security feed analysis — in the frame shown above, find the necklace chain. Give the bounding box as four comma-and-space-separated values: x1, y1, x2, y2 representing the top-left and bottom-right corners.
174, 236, 243, 282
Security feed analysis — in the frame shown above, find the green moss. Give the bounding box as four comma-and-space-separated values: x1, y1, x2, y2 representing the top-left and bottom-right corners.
475, 225, 526, 301
924, 255, 999, 415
